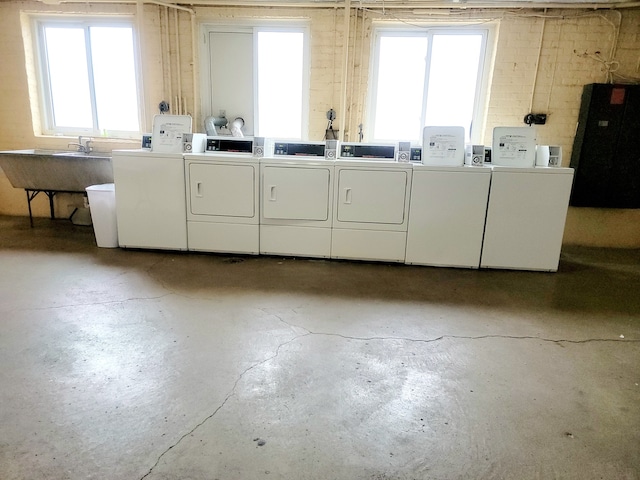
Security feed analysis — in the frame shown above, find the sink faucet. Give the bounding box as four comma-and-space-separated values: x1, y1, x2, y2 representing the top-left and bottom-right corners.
68, 136, 93, 154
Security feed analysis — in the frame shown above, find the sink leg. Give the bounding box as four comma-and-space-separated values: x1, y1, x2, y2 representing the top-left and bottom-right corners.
25, 190, 34, 228
24, 190, 55, 227
46, 191, 55, 219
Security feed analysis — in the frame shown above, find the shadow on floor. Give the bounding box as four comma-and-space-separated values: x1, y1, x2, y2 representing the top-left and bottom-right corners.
1, 215, 639, 317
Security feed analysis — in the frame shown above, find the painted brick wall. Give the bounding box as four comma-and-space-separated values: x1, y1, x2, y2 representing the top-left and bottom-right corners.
0, 1, 639, 246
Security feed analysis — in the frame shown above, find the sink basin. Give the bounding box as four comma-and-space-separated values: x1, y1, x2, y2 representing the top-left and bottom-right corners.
0, 149, 113, 191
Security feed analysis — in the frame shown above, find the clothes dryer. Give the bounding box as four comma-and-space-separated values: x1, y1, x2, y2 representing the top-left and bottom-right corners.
185, 138, 259, 254
332, 156, 412, 263
260, 142, 335, 258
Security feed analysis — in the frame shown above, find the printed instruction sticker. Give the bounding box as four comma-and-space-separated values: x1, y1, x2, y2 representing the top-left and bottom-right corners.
497, 134, 532, 161
426, 134, 460, 159
156, 121, 186, 147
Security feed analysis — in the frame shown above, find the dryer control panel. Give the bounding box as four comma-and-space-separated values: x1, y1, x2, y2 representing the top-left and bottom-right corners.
339, 143, 395, 160
206, 137, 253, 153
273, 142, 325, 157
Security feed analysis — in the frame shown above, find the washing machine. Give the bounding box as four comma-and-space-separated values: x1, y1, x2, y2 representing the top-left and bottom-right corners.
480, 165, 575, 271
260, 141, 335, 258
184, 137, 260, 254
332, 143, 412, 263
406, 164, 491, 268
112, 149, 188, 250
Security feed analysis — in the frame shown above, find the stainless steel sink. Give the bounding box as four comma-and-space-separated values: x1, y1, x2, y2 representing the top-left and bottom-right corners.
0, 149, 113, 191
0, 148, 115, 226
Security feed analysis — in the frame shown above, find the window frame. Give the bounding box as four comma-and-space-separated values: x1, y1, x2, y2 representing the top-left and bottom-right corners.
33, 15, 142, 138
200, 22, 310, 140
367, 25, 493, 145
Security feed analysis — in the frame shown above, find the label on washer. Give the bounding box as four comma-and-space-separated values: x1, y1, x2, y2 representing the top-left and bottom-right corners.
496, 134, 533, 161
426, 134, 460, 159
151, 114, 192, 153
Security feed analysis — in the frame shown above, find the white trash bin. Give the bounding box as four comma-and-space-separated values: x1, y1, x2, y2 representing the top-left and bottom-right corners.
85, 183, 119, 248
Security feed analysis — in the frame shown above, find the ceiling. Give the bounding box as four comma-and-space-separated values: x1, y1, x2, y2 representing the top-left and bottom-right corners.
37, 0, 640, 8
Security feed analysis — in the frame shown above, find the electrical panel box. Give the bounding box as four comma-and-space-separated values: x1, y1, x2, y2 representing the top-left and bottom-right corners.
570, 83, 640, 208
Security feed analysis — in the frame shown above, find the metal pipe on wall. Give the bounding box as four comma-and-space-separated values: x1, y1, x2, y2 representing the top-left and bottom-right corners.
347, 8, 358, 139
156, 6, 167, 117
331, 4, 338, 110
174, 8, 183, 114
190, 11, 199, 123
339, 0, 351, 142
49, 0, 640, 9
163, 6, 173, 114
355, 7, 366, 140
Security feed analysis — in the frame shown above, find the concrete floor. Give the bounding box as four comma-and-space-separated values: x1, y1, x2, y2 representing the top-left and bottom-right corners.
0, 215, 639, 480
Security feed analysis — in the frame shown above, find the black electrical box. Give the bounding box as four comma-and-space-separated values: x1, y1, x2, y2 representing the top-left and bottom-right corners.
570, 83, 640, 208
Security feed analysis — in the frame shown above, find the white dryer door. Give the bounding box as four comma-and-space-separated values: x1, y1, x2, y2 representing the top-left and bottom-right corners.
189, 163, 256, 218
336, 169, 408, 224
262, 166, 331, 221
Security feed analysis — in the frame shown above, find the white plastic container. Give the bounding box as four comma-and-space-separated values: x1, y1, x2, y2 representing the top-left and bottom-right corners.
536, 145, 563, 167
85, 183, 118, 248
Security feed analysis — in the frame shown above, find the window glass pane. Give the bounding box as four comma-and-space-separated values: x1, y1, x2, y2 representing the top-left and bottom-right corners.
424, 34, 483, 141
90, 26, 139, 132
256, 31, 304, 139
44, 27, 93, 129
373, 35, 428, 142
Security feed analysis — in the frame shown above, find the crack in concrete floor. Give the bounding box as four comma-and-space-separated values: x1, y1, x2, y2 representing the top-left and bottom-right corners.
139, 331, 311, 479
138, 311, 638, 479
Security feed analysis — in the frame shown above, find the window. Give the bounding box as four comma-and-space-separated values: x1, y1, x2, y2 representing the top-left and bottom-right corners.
256, 30, 305, 139
369, 28, 488, 144
201, 25, 309, 140
36, 18, 140, 136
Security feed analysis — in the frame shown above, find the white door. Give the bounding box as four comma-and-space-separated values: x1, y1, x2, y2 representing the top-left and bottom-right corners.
207, 31, 254, 135
189, 163, 255, 218
336, 169, 408, 224
262, 166, 330, 220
